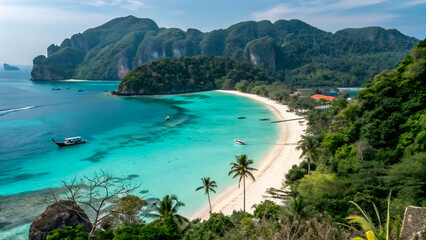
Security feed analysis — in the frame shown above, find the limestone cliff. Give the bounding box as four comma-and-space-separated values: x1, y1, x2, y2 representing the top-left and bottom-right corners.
31, 15, 418, 86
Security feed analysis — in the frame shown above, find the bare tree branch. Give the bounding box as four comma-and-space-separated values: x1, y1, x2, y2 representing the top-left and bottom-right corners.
52, 171, 139, 240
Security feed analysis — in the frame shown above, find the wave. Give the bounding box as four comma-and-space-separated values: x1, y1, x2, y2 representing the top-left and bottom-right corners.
0, 106, 35, 116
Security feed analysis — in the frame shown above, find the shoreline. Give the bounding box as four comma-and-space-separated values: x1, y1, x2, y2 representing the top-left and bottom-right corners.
190, 90, 306, 220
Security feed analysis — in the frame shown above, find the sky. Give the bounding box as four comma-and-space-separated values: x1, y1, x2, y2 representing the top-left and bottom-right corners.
0, 0, 425, 65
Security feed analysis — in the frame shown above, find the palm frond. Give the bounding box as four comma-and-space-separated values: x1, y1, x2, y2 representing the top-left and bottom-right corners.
371, 202, 382, 231
246, 167, 258, 171
348, 200, 376, 231
346, 215, 375, 232
386, 190, 392, 240
246, 171, 256, 181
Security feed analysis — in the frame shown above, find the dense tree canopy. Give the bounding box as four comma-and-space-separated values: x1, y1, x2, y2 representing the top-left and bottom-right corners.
117, 56, 271, 94
290, 39, 426, 221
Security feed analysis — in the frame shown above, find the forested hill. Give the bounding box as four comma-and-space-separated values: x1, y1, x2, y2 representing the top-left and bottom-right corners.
116, 56, 271, 95
295, 39, 426, 221
31, 15, 418, 87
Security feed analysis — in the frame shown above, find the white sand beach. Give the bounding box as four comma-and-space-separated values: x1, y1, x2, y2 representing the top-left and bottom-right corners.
191, 90, 306, 220
58, 79, 89, 82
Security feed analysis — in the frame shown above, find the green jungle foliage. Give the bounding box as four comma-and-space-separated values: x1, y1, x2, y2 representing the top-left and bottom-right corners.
289, 39, 426, 222
117, 56, 271, 94
32, 15, 418, 87
47, 202, 354, 240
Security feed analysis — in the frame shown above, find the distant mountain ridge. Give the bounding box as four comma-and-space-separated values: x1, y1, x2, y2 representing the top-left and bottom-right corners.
31, 15, 418, 86
4, 63, 19, 71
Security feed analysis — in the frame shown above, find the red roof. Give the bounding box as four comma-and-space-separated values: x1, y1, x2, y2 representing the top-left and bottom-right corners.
310, 94, 336, 101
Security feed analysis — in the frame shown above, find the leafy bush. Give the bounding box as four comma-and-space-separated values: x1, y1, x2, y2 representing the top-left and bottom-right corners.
46, 225, 89, 240
252, 200, 283, 220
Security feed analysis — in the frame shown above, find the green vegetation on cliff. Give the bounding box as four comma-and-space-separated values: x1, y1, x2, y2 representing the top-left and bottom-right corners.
285, 39, 426, 222
117, 56, 271, 94
32, 16, 418, 87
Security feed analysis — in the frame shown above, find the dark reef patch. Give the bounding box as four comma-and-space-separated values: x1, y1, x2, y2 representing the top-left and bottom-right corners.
81, 150, 108, 162
0, 172, 50, 186
180, 94, 211, 99
0, 188, 65, 231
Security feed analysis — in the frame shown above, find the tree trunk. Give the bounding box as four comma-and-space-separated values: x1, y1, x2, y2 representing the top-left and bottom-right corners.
89, 213, 99, 240
89, 226, 96, 240
307, 158, 311, 175
243, 175, 246, 213
208, 192, 212, 215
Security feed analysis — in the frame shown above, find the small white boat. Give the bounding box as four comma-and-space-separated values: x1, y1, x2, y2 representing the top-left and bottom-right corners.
52, 136, 86, 147
165, 116, 170, 120
234, 139, 246, 145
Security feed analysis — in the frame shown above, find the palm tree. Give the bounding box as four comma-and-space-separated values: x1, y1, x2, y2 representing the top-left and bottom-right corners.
346, 191, 398, 240
296, 135, 320, 174
284, 195, 311, 220
228, 154, 257, 213
196, 177, 217, 215
149, 194, 187, 223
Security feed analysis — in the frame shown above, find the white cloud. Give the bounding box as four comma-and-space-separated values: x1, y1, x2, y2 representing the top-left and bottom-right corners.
252, 4, 297, 21
0, 4, 113, 64
85, 0, 123, 7
122, 0, 147, 11
0, 4, 108, 25
327, 0, 387, 10
252, 0, 398, 32
84, 0, 147, 10
398, 0, 426, 8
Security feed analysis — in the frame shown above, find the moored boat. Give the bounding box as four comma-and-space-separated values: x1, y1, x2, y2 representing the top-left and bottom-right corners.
234, 139, 246, 144
52, 87, 61, 90
259, 118, 270, 121
237, 116, 246, 119
165, 116, 170, 120
52, 136, 86, 147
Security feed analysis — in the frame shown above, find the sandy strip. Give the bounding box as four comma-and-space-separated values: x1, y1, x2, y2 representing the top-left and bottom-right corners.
57, 79, 89, 82
190, 90, 306, 220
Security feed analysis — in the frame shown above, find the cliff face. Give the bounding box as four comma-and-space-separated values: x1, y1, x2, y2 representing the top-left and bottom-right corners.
31, 15, 419, 86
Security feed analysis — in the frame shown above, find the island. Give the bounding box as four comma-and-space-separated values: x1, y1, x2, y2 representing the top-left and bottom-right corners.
31, 15, 418, 87
3, 63, 19, 71
115, 55, 272, 95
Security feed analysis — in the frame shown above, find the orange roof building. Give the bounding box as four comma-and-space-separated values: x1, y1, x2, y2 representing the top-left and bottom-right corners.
310, 94, 336, 101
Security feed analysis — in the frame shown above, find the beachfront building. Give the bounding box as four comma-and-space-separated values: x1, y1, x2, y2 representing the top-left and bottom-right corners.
310, 94, 336, 109
310, 94, 336, 101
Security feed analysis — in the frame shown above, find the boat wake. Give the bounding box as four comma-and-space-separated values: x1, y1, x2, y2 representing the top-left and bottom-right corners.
0, 106, 36, 116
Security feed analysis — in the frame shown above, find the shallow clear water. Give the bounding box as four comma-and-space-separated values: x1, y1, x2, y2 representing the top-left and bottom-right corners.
0, 67, 279, 238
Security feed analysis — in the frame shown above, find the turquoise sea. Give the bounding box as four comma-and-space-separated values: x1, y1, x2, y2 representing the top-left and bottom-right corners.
0, 67, 279, 239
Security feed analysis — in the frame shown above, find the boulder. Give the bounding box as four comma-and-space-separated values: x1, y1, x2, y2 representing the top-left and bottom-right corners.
400, 206, 426, 240
28, 200, 92, 240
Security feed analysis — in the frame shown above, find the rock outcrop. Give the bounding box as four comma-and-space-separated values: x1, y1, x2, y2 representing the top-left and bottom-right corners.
28, 200, 92, 240
400, 206, 426, 240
